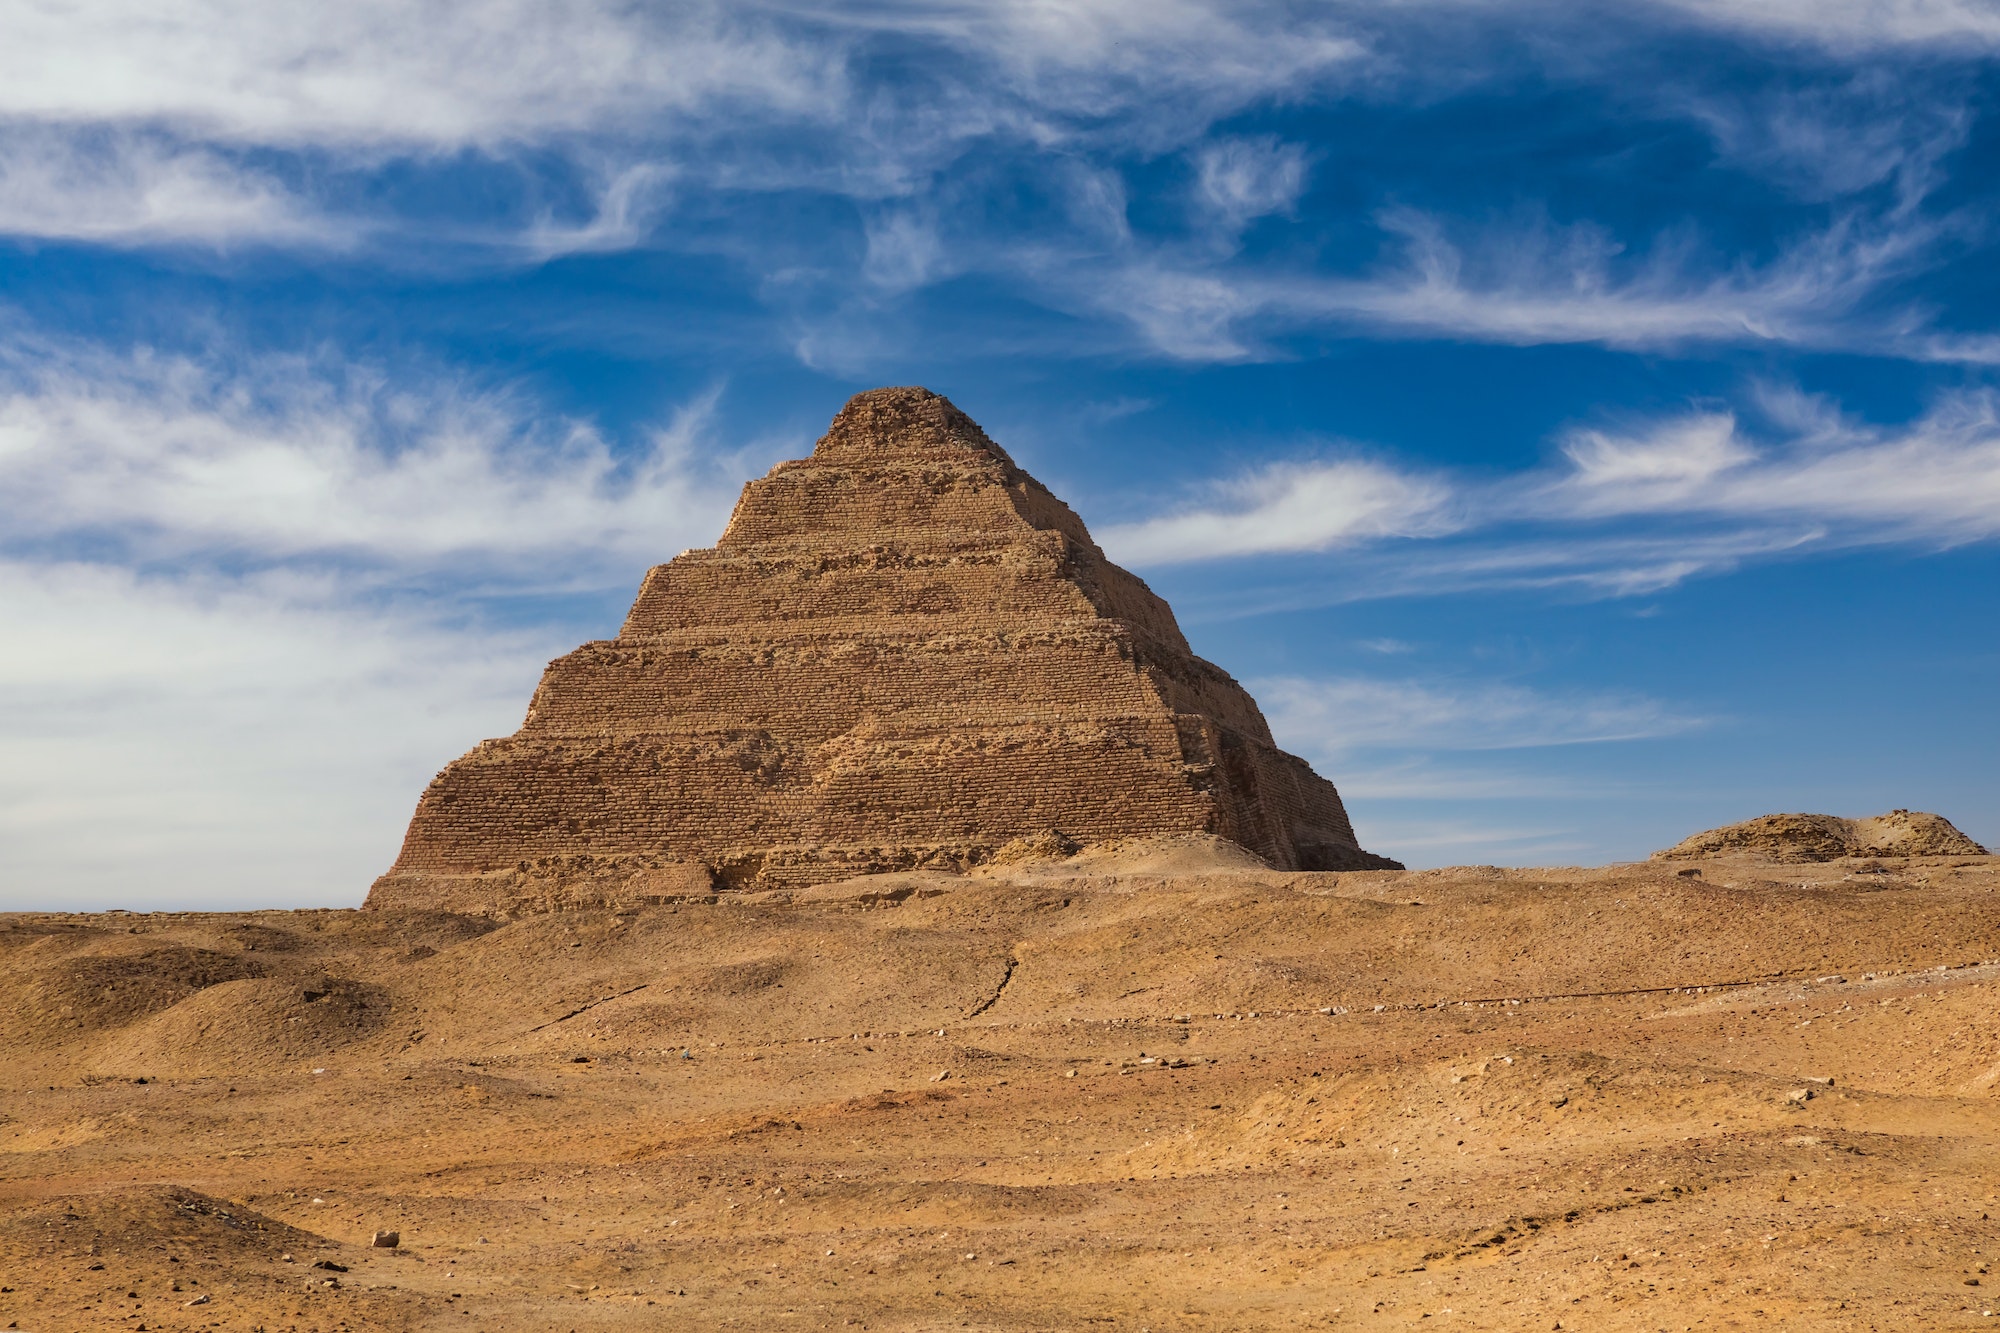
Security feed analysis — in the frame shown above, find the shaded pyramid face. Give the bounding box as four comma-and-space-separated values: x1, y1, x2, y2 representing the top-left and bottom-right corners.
370, 387, 1397, 911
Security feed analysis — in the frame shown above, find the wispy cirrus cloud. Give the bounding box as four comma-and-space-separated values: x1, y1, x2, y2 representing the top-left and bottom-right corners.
0, 340, 762, 908
1062, 195, 1967, 363
1652, 0, 2000, 49
1307, 205, 1943, 352
0, 559, 554, 909
1255, 674, 1704, 755
1674, 71, 1971, 205
0, 129, 345, 247
1106, 385, 2000, 592
1250, 671, 1708, 868
0, 341, 749, 579
1192, 135, 1310, 240
1543, 390, 2000, 543
1, 0, 1990, 379
1100, 456, 1457, 563
0, 0, 841, 149
0, 0, 1362, 249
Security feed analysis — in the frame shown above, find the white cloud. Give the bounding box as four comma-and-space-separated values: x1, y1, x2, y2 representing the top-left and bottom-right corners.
1026, 194, 1965, 365
519, 162, 679, 259
0, 343, 745, 577
1084, 262, 1261, 360
0, 342, 763, 910
863, 206, 950, 292
0, 0, 1346, 176
1193, 135, 1308, 235
1256, 204, 1938, 355
16, 0, 1971, 176
0, 0, 838, 150
858, 1, 1363, 140
1255, 674, 1702, 756
1653, 0, 2000, 49
1339, 812, 1601, 862
0, 560, 554, 909
1248, 669, 1713, 869
1543, 392, 2000, 543
1553, 413, 1756, 513
0, 129, 342, 247
0, 0, 1364, 248
1108, 385, 2000, 595
1364, 526, 1829, 599
1677, 75, 1970, 205
0, 0, 1983, 380
1249, 672, 1701, 868
1099, 456, 1456, 564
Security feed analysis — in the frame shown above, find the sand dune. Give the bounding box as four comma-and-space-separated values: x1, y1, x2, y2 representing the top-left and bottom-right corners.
5, 850, 1999, 1330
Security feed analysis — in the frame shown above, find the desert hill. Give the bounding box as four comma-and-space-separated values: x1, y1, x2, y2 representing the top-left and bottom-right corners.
6, 839, 2000, 1330
1656, 809, 1988, 863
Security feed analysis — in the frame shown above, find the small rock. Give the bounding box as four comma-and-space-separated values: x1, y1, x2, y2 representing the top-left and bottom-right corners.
312, 1260, 347, 1272
1785, 1088, 1813, 1103
371, 1230, 400, 1248
1675, 868, 1702, 879
184, 1294, 210, 1307
931, 1070, 951, 1082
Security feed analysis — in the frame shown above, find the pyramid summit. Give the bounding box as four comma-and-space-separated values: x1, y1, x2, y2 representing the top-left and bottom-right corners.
369, 386, 1398, 913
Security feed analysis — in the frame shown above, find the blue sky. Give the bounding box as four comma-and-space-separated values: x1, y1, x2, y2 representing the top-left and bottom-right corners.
3, 0, 1997, 908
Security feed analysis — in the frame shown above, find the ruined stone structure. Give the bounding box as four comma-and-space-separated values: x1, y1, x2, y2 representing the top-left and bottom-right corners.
369, 388, 1397, 912
1655, 810, 1988, 863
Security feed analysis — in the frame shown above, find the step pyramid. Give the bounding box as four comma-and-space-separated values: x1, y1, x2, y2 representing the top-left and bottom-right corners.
369, 387, 1397, 912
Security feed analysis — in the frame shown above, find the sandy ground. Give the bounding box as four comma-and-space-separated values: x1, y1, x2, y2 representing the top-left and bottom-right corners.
5, 851, 2000, 1331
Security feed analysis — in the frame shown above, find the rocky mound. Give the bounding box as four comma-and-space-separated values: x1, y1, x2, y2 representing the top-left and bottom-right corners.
6, 942, 267, 1050
1654, 809, 1988, 862
371, 387, 1398, 912
91, 973, 389, 1079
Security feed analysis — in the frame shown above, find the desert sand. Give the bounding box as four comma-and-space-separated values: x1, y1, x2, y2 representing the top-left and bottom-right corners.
7, 838, 2000, 1332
